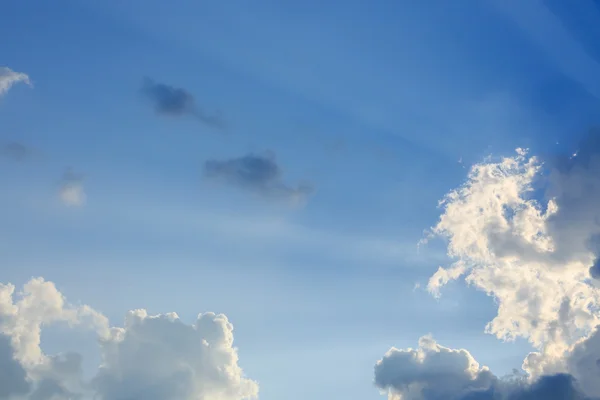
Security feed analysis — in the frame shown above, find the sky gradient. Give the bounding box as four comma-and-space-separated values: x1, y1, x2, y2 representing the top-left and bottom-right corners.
2, 1, 600, 399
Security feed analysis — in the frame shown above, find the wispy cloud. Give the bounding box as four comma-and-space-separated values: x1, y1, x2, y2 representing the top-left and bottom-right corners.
141, 77, 225, 129
0, 67, 31, 97
0, 142, 31, 162
58, 168, 86, 207
203, 152, 313, 203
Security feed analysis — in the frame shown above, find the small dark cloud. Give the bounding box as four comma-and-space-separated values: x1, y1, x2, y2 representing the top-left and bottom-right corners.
203, 152, 313, 203
141, 78, 225, 130
0, 141, 31, 161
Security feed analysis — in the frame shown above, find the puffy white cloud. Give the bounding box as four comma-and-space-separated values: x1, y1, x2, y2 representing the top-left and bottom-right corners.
409, 135, 600, 397
0, 278, 258, 400
424, 147, 600, 353
0, 67, 31, 97
93, 310, 259, 400
0, 278, 108, 365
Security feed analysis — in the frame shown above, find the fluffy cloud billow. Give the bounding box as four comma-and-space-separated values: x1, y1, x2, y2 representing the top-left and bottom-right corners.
0, 278, 258, 400
376, 132, 600, 399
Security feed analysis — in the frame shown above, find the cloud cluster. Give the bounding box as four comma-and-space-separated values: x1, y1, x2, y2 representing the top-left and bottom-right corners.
203, 152, 313, 203
1, 67, 88, 209
376, 132, 600, 399
141, 78, 225, 129
0, 66, 31, 97
0, 277, 258, 400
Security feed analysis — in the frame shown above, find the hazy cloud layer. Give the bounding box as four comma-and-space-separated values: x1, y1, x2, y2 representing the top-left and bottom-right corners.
141, 78, 225, 129
0, 277, 258, 400
0, 66, 31, 97
383, 132, 600, 399
203, 152, 313, 203
58, 168, 86, 207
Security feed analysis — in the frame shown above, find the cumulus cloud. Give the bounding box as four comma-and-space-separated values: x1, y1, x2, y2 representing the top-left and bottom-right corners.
141, 78, 225, 129
374, 336, 594, 400
398, 131, 600, 398
203, 152, 314, 203
0, 66, 31, 97
58, 168, 86, 207
374, 336, 495, 399
93, 310, 258, 400
0, 277, 258, 400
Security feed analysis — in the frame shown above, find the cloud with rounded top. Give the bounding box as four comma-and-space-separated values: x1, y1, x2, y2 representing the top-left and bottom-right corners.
0, 277, 258, 400
374, 336, 593, 400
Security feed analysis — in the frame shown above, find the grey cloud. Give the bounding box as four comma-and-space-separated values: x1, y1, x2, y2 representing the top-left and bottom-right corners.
28, 353, 85, 400
590, 260, 600, 280
374, 336, 495, 400
203, 152, 313, 202
564, 326, 600, 397
545, 129, 600, 276
29, 378, 76, 400
374, 336, 595, 400
460, 374, 592, 400
0, 334, 31, 399
0, 142, 31, 162
141, 78, 225, 129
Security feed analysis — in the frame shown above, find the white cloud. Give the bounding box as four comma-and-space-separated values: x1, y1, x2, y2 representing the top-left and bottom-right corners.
0, 66, 31, 97
0, 278, 258, 400
413, 140, 600, 397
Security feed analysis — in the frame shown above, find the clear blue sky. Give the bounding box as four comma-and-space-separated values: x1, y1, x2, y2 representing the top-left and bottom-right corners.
2, 1, 600, 399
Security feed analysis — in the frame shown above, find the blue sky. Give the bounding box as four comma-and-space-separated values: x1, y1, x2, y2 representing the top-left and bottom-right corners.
2, 1, 600, 400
